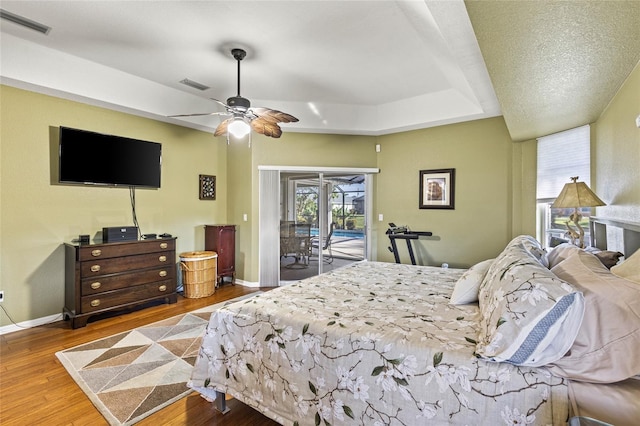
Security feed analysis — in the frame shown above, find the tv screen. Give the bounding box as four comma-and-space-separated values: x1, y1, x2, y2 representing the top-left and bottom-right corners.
59, 127, 162, 188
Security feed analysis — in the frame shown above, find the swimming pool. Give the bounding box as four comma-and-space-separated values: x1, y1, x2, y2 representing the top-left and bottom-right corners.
311, 228, 364, 239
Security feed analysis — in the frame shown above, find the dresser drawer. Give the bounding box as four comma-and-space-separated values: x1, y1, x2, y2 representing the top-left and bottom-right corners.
81, 266, 175, 295
81, 252, 175, 277
78, 239, 175, 261
80, 280, 176, 313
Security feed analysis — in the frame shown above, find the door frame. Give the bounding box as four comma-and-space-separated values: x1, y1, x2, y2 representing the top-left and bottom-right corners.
258, 166, 379, 286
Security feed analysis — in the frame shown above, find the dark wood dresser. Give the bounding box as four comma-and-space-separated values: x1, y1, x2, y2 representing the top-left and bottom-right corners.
204, 224, 236, 285
63, 238, 177, 328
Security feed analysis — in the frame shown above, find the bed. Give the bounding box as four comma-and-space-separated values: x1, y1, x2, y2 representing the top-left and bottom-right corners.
188, 217, 640, 425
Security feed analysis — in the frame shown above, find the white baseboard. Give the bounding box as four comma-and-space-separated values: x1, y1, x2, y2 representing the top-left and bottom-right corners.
0, 281, 260, 335
233, 279, 259, 288
0, 312, 64, 336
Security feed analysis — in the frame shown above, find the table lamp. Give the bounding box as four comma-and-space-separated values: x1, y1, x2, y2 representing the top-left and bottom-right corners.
551, 176, 606, 248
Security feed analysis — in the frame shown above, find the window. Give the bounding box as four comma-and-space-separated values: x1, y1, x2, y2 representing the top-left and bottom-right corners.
536, 125, 591, 247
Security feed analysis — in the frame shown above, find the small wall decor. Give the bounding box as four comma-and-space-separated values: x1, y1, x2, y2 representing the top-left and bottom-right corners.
199, 174, 216, 200
419, 168, 455, 209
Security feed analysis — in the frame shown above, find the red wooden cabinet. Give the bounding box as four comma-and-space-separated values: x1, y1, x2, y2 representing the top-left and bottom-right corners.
204, 224, 236, 285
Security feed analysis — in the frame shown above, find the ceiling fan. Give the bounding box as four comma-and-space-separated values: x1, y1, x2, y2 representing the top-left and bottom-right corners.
170, 48, 298, 141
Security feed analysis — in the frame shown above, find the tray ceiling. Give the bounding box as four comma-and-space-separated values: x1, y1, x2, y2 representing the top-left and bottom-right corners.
1, 1, 638, 141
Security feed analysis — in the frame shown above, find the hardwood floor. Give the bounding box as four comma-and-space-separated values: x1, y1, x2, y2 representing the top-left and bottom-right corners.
0, 285, 280, 426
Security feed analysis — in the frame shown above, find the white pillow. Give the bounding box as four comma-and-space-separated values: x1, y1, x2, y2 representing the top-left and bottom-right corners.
546, 243, 582, 269
476, 235, 585, 367
449, 259, 494, 305
549, 250, 640, 383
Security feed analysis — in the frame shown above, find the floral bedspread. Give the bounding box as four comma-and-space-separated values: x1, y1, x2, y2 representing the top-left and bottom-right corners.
188, 261, 568, 425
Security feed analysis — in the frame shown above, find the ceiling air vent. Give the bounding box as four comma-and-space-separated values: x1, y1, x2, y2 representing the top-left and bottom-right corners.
179, 78, 210, 91
0, 9, 51, 35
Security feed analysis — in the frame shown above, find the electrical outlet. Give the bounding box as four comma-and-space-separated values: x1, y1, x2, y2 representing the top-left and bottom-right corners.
0, 291, 4, 303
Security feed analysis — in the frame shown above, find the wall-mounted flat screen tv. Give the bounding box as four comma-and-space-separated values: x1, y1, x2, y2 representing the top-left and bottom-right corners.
59, 127, 162, 188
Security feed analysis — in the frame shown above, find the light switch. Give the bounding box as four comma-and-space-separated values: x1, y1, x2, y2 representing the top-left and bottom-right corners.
243, 214, 248, 221
378, 213, 384, 221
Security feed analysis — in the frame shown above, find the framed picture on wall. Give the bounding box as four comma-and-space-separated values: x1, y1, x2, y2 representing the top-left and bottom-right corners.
419, 168, 455, 209
199, 174, 216, 200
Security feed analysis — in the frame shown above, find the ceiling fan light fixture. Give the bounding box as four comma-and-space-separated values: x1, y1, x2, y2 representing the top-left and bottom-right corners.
228, 117, 251, 138
169, 47, 298, 141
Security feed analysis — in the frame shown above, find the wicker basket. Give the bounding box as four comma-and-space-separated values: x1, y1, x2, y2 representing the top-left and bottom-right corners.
180, 251, 217, 298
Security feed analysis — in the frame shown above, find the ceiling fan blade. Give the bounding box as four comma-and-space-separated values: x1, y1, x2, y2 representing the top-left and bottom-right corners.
214, 118, 232, 137
169, 98, 232, 118
168, 112, 230, 118
251, 118, 283, 138
209, 98, 230, 109
251, 107, 299, 123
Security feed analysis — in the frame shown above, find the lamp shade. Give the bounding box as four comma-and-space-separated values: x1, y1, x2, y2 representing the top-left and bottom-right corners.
551, 177, 606, 208
228, 117, 251, 138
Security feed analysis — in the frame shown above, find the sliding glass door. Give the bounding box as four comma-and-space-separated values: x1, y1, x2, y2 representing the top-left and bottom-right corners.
280, 174, 320, 273
280, 172, 370, 282
259, 167, 377, 287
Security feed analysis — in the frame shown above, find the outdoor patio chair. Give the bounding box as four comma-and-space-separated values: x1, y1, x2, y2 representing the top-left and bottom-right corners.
311, 222, 336, 263
280, 222, 312, 268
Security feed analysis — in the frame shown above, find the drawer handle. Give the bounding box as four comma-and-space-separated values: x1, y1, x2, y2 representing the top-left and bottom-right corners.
160, 242, 168, 249
158, 255, 167, 262
159, 285, 167, 292
159, 270, 167, 277
90, 282, 101, 290
91, 249, 102, 257
90, 299, 100, 307
90, 265, 101, 272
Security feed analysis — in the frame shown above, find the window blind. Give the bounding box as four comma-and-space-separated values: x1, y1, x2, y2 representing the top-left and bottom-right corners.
259, 169, 281, 286
536, 125, 591, 199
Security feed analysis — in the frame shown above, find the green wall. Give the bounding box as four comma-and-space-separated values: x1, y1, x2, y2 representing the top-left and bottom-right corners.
2, 63, 638, 327
224, 122, 519, 281
592, 61, 640, 223
0, 86, 228, 326
374, 117, 514, 268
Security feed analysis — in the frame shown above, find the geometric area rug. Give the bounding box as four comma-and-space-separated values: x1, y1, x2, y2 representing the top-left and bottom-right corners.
55, 293, 260, 426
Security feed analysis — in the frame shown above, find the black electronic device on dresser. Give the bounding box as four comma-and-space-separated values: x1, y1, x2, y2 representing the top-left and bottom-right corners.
103, 226, 139, 242
63, 237, 178, 328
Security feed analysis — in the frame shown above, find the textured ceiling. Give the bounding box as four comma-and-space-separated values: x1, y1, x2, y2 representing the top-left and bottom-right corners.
466, 0, 640, 141
1, 1, 638, 141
